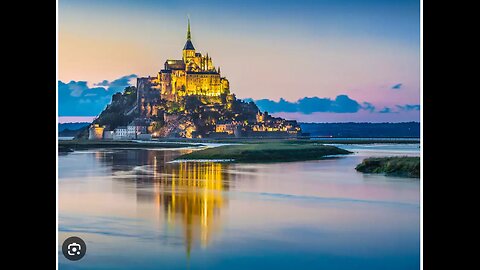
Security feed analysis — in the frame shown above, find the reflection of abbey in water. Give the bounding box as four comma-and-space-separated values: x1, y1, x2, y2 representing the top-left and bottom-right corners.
93, 149, 229, 255
154, 161, 228, 255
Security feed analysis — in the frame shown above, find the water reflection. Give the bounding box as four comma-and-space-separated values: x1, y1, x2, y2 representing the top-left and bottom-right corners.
93, 149, 229, 255
157, 162, 227, 256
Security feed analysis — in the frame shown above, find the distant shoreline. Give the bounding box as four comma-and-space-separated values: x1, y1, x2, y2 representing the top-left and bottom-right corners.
58, 137, 420, 147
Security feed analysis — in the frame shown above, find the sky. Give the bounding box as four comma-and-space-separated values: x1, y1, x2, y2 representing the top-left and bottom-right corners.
58, 0, 420, 123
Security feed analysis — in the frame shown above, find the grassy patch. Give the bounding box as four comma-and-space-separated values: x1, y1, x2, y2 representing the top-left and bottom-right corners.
176, 142, 352, 163
355, 156, 420, 178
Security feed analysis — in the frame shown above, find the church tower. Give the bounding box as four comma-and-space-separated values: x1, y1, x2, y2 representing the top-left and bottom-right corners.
182, 19, 195, 63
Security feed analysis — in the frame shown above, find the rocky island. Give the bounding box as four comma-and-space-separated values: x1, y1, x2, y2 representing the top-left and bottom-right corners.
78, 20, 302, 140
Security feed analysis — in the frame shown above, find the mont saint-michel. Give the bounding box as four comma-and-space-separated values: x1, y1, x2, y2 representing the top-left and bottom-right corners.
59, 2, 421, 269
85, 20, 302, 140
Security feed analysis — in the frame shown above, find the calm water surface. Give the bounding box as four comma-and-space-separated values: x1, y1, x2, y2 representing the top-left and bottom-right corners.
59, 144, 420, 270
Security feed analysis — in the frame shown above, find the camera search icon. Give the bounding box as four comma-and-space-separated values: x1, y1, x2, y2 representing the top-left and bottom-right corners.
62, 236, 86, 261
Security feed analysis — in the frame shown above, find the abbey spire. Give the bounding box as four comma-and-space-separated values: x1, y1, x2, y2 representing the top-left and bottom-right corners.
183, 18, 195, 59
187, 18, 191, 40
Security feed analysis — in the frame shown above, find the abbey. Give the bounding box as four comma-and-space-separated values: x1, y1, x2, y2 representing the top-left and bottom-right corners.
137, 20, 231, 116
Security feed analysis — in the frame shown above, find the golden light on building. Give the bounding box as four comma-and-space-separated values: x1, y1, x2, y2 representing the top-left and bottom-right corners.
138, 19, 231, 108
134, 19, 303, 137
88, 124, 105, 140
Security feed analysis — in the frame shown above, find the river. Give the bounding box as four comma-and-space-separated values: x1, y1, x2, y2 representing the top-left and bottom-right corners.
58, 144, 420, 269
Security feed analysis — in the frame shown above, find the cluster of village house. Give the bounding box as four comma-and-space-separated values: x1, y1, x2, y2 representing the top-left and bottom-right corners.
211, 112, 301, 138
88, 111, 301, 140
88, 119, 152, 140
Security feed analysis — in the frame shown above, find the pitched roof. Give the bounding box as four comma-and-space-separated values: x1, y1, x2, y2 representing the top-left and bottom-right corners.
183, 39, 195, 50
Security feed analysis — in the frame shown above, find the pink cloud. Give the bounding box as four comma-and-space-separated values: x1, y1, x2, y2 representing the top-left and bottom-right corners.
58, 116, 96, 123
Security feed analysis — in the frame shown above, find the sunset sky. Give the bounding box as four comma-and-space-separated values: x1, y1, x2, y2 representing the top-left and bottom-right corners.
58, 0, 420, 123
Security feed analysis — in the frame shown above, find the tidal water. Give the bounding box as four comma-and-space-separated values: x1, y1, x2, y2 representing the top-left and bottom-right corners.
58, 144, 420, 270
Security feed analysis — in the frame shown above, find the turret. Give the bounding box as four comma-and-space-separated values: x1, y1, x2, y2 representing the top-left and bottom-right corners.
207, 55, 213, 70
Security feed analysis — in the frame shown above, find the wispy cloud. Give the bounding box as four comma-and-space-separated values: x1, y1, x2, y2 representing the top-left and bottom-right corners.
94, 74, 137, 91
361, 102, 376, 112
379, 107, 394, 113
391, 83, 402, 90
396, 104, 420, 111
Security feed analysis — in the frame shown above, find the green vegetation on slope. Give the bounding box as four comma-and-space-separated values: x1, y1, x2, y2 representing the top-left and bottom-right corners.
176, 142, 352, 162
75, 86, 139, 139
355, 156, 420, 178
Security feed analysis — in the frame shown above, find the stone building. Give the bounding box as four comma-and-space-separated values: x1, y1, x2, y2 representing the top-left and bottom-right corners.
215, 121, 243, 135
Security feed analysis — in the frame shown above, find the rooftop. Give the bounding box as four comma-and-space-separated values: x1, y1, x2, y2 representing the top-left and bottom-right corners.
183, 40, 195, 50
